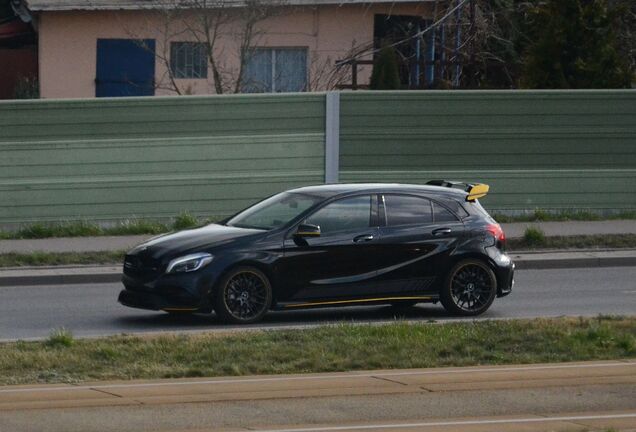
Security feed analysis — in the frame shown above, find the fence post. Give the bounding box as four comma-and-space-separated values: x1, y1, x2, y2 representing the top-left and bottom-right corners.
325, 91, 340, 184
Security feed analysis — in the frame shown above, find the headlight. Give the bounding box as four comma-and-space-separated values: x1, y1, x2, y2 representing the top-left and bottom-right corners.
165, 253, 213, 274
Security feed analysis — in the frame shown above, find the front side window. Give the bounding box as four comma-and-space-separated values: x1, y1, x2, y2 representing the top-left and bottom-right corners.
226, 192, 322, 230
384, 194, 433, 226
242, 48, 307, 93
305, 195, 372, 234
170, 42, 207, 79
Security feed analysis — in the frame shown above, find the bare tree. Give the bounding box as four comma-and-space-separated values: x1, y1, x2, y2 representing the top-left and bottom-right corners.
307, 40, 370, 91
126, 0, 285, 95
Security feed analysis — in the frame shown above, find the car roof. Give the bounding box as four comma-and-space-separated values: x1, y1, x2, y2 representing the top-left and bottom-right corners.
287, 183, 468, 200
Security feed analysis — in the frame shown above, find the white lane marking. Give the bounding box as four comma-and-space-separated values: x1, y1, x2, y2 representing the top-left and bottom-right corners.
0, 361, 633, 394
250, 413, 636, 432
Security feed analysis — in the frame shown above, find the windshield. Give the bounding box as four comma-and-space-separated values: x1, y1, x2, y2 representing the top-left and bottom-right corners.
226, 191, 323, 230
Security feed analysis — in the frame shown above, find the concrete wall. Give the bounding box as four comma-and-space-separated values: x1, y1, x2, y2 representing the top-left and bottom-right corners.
339, 90, 636, 212
0, 93, 325, 225
37, 3, 431, 98
1, 90, 634, 226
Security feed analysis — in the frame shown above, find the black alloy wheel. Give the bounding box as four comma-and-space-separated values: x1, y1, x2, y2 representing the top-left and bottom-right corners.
441, 259, 497, 316
215, 266, 272, 324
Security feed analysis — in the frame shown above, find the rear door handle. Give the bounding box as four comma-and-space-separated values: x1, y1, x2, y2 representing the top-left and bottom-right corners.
432, 228, 452, 236
353, 234, 374, 243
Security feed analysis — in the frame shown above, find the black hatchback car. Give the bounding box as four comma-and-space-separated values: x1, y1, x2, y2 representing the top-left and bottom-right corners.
119, 181, 514, 323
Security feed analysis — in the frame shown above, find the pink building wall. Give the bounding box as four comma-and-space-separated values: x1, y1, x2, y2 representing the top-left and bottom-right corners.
37, 3, 431, 98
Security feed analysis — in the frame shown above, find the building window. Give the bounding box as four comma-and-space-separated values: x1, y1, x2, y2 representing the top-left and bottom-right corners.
170, 42, 207, 79
242, 48, 307, 93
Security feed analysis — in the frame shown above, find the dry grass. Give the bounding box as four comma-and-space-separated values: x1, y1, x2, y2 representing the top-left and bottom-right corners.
0, 317, 634, 385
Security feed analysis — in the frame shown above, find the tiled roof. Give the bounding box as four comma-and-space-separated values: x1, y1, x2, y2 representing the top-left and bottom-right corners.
25, 0, 429, 11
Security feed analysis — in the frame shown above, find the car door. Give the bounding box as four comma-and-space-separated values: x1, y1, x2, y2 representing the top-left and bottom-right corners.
374, 194, 465, 295
278, 194, 382, 301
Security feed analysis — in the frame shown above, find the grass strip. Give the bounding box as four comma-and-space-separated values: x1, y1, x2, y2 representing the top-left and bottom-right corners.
0, 251, 126, 267
0, 213, 215, 240
1, 209, 635, 240
0, 220, 168, 240
493, 209, 636, 223
0, 317, 634, 385
507, 233, 636, 250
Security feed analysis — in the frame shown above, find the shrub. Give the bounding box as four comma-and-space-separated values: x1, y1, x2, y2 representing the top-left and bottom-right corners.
524, 226, 546, 246
173, 212, 199, 230
46, 328, 74, 348
370, 45, 401, 90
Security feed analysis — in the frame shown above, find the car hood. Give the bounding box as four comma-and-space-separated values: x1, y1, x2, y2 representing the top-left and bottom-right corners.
127, 224, 265, 260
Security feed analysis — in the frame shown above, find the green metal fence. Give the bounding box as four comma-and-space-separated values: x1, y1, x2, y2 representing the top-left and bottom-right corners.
1, 90, 634, 226
0, 94, 325, 225
340, 90, 636, 212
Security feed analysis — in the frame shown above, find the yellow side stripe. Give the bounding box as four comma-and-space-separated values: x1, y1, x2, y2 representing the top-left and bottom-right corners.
284, 296, 432, 308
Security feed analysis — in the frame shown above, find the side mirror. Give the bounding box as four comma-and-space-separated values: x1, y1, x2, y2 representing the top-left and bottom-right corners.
295, 223, 321, 238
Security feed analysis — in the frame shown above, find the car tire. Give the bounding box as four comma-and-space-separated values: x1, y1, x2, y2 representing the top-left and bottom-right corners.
440, 259, 497, 316
214, 266, 273, 324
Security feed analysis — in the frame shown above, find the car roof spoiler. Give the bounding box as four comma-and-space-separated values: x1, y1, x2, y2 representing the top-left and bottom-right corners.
426, 180, 490, 202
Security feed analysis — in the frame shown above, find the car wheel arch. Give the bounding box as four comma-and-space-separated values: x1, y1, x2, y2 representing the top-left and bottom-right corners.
210, 260, 277, 304
447, 251, 498, 272
440, 257, 498, 316
442, 252, 500, 290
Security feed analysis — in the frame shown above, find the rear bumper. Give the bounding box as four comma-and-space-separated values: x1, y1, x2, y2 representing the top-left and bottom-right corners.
494, 253, 514, 297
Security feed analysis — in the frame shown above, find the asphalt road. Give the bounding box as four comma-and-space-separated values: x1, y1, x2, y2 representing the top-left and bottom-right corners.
1, 267, 635, 341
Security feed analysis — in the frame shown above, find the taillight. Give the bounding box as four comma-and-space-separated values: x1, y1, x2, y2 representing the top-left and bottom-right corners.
486, 223, 506, 247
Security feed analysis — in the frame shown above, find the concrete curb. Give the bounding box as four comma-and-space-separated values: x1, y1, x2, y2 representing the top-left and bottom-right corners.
0, 273, 121, 286
510, 249, 636, 270
0, 265, 121, 286
1, 251, 636, 286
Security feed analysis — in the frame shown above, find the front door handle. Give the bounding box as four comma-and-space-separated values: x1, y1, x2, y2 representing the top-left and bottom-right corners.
353, 234, 374, 243
432, 228, 452, 236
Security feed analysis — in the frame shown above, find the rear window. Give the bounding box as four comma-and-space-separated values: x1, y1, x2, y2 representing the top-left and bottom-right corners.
437, 198, 469, 219
465, 200, 495, 222
384, 195, 433, 226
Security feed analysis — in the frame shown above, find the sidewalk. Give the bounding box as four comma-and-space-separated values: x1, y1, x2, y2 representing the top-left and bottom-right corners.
1, 220, 636, 286
502, 220, 636, 238
2, 220, 636, 254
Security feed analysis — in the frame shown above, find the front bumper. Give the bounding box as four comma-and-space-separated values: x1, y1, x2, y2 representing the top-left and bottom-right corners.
118, 270, 217, 312
118, 288, 203, 312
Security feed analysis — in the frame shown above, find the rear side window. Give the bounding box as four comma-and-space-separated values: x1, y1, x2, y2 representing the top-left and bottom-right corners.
432, 202, 459, 222
438, 198, 469, 219
384, 195, 433, 226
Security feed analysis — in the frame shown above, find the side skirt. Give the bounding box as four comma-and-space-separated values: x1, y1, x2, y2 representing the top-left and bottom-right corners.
274, 295, 438, 310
